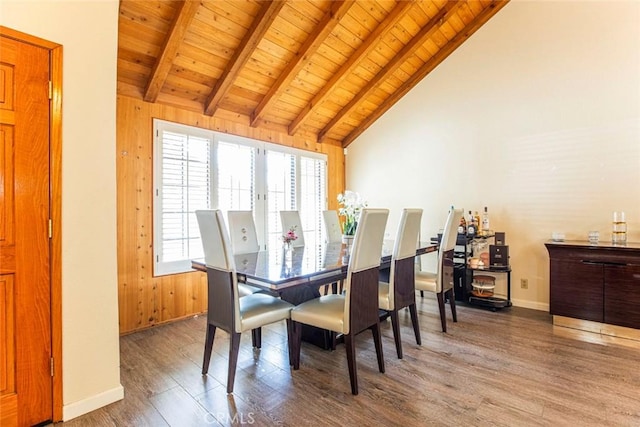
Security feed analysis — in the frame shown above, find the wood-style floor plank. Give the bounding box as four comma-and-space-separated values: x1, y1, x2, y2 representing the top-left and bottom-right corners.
58, 297, 640, 426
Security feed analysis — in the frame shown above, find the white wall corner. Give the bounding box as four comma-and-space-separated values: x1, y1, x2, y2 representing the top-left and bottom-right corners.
63, 384, 124, 422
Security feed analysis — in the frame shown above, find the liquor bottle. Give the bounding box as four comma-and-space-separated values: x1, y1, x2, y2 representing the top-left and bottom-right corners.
467, 210, 476, 237
482, 206, 490, 233
474, 211, 481, 235
458, 211, 467, 234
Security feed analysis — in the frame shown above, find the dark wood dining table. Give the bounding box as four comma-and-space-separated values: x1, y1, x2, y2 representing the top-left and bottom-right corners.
192, 240, 437, 349
191, 240, 437, 291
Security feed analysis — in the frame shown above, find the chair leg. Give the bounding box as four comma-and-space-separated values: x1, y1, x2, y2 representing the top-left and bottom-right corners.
344, 333, 358, 395
436, 292, 447, 333
390, 310, 403, 359
372, 322, 385, 374
286, 319, 294, 366
323, 330, 337, 351
447, 289, 458, 323
227, 332, 241, 394
202, 324, 216, 375
292, 321, 302, 370
408, 303, 421, 345
251, 327, 262, 348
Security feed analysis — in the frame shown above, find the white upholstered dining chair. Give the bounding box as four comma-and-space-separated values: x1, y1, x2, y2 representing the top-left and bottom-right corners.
378, 208, 423, 359
415, 208, 463, 333
279, 210, 305, 247
322, 209, 342, 243
290, 208, 389, 395
322, 209, 343, 294
195, 209, 294, 394
226, 210, 263, 297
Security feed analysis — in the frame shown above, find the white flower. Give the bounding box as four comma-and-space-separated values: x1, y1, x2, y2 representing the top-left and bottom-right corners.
337, 191, 366, 235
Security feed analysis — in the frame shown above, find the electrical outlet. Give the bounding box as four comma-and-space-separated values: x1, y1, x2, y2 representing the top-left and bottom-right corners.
520, 278, 529, 289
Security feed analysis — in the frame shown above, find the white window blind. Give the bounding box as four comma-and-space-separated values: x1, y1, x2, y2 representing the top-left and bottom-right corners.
154, 121, 212, 275
215, 140, 256, 212
266, 150, 296, 250
299, 156, 327, 250
153, 119, 327, 276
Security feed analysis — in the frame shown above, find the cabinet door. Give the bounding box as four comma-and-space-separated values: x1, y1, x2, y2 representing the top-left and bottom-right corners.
604, 264, 640, 329
550, 259, 603, 322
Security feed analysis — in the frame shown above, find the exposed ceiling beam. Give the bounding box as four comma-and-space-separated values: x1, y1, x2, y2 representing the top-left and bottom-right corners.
288, 0, 413, 137
143, 0, 200, 103
250, 0, 354, 128
204, 0, 285, 116
342, 0, 511, 147
317, 0, 465, 143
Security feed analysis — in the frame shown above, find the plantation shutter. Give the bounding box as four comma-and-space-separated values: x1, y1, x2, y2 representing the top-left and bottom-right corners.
154, 122, 212, 275
299, 156, 327, 250
215, 140, 256, 212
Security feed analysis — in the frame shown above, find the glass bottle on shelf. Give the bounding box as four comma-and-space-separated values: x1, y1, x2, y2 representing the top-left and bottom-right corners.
482, 206, 490, 234
458, 211, 467, 235
467, 210, 476, 237
474, 211, 481, 236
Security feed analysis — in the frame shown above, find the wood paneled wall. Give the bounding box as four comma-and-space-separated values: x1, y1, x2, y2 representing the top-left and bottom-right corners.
116, 95, 345, 334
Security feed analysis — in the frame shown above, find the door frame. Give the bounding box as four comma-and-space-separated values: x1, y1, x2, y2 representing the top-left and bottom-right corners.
0, 26, 63, 422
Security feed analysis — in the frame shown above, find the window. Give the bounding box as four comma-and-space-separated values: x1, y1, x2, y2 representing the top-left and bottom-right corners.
153, 119, 327, 275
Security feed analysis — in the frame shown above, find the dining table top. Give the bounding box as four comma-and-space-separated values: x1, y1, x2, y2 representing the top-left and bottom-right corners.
192, 240, 438, 292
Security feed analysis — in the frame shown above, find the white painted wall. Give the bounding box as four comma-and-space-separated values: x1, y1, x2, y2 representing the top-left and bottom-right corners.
1, 0, 122, 420
348, 1, 640, 310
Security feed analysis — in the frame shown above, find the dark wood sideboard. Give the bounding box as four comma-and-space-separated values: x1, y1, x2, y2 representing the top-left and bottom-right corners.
545, 241, 640, 330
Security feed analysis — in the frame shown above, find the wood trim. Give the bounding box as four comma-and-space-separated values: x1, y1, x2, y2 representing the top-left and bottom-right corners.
0, 26, 60, 49
0, 25, 63, 423
50, 43, 63, 423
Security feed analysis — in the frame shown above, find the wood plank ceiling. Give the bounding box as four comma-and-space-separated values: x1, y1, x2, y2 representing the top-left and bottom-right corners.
117, 0, 508, 147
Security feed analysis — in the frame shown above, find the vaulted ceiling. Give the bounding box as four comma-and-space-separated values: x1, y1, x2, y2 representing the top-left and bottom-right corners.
117, 0, 508, 146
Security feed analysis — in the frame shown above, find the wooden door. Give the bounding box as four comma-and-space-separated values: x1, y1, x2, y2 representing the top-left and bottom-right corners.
0, 34, 53, 426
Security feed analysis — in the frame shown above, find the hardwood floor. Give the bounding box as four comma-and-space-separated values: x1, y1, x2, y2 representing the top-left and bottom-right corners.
59, 297, 640, 426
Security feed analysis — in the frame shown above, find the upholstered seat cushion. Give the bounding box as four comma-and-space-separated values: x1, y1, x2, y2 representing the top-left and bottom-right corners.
238, 283, 262, 297
291, 294, 345, 334
239, 293, 293, 332
378, 282, 392, 310
415, 270, 437, 293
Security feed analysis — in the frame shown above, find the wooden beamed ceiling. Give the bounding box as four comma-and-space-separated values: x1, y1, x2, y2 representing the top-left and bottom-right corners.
118, 0, 509, 147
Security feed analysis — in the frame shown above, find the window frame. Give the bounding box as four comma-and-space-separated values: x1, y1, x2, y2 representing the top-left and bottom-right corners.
152, 119, 328, 276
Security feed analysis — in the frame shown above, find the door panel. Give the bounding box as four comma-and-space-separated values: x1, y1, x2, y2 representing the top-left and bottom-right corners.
604, 264, 640, 329
549, 258, 604, 322
0, 35, 52, 426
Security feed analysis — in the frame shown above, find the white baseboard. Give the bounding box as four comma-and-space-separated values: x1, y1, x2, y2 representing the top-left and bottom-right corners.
63, 384, 124, 421
510, 298, 549, 312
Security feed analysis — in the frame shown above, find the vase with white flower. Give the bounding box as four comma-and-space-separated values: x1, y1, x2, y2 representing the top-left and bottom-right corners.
337, 190, 366, 247
282, 226, 298, 264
